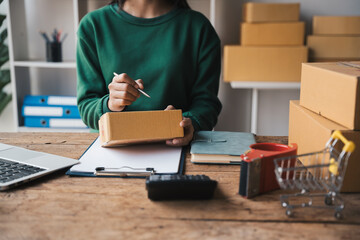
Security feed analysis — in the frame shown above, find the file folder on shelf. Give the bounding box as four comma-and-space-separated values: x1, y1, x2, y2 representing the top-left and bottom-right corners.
23, 95, 77, 106
24, 117, 87, 128
22, 105, 81, 118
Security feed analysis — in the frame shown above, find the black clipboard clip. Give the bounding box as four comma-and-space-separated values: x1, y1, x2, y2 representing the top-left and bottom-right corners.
94, 166, 155, 177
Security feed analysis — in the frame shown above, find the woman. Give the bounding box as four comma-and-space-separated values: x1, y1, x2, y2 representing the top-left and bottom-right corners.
77, 0, 222, 146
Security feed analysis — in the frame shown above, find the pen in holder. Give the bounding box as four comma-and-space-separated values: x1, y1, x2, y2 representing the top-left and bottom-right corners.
40, 29, 67, 62
46, 41, 62, 62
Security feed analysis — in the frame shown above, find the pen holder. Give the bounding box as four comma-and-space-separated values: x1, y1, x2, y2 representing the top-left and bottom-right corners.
46, 42, 62, 62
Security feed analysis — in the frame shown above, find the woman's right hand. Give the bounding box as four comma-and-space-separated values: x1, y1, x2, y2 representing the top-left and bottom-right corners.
108, 73, 144, 111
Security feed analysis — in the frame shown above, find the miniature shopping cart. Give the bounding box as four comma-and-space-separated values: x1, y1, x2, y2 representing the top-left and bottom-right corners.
273, 131, 355, 219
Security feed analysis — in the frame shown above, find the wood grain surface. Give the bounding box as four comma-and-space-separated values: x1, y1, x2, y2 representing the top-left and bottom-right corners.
0, 133, 359, 240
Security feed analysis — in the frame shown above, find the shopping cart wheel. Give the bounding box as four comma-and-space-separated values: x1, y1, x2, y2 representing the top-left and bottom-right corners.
325, 195, 333, 205
281, 200, 288, 208
335, 211, 343, 219
285, 209, 293, 217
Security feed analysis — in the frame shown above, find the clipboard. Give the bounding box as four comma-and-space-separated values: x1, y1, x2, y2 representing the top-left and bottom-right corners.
66, 137, 185, 178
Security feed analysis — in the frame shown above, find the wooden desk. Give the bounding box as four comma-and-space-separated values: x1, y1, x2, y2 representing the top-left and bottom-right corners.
0, 133, 359, 239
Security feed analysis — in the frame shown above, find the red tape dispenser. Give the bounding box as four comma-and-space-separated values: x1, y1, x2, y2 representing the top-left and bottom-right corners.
239, 142, 297, 198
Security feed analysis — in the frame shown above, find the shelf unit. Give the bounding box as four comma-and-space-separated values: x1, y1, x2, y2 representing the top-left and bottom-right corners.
6, 0, 111, 132
5, 0, 216, 132
230, 82, 301, 134
13, 61, 77, 69
6, 0, 77, 131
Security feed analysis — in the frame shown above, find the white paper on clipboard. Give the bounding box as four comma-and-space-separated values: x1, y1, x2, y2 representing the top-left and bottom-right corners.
69, 137, 182, 175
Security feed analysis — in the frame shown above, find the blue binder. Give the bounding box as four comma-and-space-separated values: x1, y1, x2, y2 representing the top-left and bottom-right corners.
22, 105, 81, 118
24, 117, 87, 128
23, 95, 77, 106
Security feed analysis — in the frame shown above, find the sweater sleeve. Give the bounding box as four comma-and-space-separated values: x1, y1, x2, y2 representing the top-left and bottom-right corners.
182, 21, 222, 131
76, 19, 111, 130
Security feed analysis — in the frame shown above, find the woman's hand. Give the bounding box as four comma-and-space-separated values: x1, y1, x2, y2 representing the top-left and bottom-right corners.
108, 73, 144, 111
165, 105, 194, 147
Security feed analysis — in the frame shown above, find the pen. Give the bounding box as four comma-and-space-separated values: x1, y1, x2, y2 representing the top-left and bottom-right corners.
39, 31, 50, 42
60, 33, 68, 43
52, 28, 57, 42
56, 29, 62, 42
113, 72, 151, 98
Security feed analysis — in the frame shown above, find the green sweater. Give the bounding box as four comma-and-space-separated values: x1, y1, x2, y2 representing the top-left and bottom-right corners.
77, 4, 222, 131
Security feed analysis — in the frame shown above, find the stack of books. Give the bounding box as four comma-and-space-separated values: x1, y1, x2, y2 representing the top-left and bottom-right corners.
22, 95, 87, 129
190, 131, 255, 164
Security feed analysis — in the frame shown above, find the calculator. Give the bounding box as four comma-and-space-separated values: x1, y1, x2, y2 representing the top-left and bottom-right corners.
146, 174, 217, 200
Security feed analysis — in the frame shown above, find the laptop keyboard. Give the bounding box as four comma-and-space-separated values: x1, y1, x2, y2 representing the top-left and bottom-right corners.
0, 158, 46, 183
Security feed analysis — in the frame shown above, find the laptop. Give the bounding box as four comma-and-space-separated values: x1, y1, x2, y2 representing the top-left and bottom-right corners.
0, 142, 78, 191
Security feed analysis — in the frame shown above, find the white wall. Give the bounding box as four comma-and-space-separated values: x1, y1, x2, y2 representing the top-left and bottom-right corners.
214, 0, 253, 133
189, 0, 253, 133
211, 0, 360, 136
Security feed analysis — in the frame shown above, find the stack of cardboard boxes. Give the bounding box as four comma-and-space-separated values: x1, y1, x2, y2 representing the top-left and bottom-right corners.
307, 16, 360, 62
289, 62, 360, 192
224, 2, 308, 82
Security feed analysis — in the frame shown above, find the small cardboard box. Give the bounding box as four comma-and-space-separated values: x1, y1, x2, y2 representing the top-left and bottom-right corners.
307, 35, 360, 60
313, 16, 360, 35
223, 46, 308, 82
241, 22, 305, 46
242, 3, 300, 23
289, 100, 360, 192
99, 110, 184, 147
300, 62, 360, 130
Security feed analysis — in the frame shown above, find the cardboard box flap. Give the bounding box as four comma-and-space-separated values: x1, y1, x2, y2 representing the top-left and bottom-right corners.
291, 101, 348, 132
304, 62, 360, 77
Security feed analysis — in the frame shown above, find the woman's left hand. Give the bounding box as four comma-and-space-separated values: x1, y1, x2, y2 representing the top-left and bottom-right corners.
164, 105, 194, 147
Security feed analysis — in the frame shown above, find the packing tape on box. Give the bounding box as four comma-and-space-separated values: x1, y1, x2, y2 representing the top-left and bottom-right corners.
338, 62, 360, 69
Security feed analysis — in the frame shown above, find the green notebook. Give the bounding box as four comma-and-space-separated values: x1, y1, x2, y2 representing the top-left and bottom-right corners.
190, 131, 255, 164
